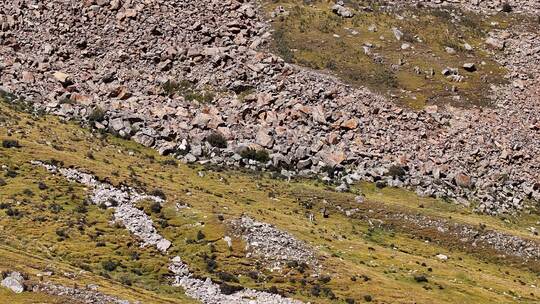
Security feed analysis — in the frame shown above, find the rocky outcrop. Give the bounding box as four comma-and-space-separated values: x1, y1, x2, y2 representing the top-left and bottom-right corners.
1, 0, 539, 215
228, 216, 318, 269
1, 272, 25, 294
169, 256, 303, 304
33, 283, 132, 304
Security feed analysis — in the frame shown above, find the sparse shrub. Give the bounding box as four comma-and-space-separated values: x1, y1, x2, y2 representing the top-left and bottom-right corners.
310, 284, 321, 297
414, 274, 428, 283
49, 203, 63, 214
162, 80, 180, 96
219, 283, 243, 295
325, 60, 337, 70
196, 230, 206, 240
150, 201, 162, 214
247, 271, 259, 280
318, 274, 332, 284
101, 260, 119, 272
120, 275, 132, 286
162, 79, 193, 96
2, 139, 20, 149
160, 159, 177, 166
184, 90, 215, 103
267, 286, 279, 295
502, 2, 512, 12
217, 272, 239, 283
130, 252, 140, 261
372, 69, 398, 88
286, 260, 298, 268
6, 208, 21, 218
273, 27, 294, 63
240, 148, 270, 163
321, 286, 336, 299
86, 151, 95, 160
75, 205, 88, 213
55, 228, 69, 239
38, 181, 48, 190
150, 189, 166, 200
203, 254, 217, 272
22, 189, 34, 197
158, 218, 169, 228
88, 107, 106, 122
206, 132, 227, 148
162, 79, 215, 103
364, 295, 373, 302
387, 165, 406, 178
297, 262, 309, 274
5, 170, 17, 178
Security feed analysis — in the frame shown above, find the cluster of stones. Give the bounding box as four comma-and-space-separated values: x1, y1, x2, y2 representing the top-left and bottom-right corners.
228, 216, 318, 269
32, 283, 133, 304
390, 0, 540, 14
382, 211, 540, 261
169, 257, 303, 304
0, 0, 538, 214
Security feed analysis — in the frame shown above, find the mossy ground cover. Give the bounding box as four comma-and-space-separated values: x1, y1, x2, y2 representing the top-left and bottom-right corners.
1, 99, 539, 303
263, 0, 532, 109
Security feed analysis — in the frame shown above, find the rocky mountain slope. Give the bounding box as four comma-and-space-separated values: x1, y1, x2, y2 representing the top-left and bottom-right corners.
1, 0, 538, 215
0, 0, 539, 303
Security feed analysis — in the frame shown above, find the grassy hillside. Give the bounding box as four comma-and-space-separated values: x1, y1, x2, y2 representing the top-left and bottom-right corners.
1, 98, 539, 303
263, 0, 535, 108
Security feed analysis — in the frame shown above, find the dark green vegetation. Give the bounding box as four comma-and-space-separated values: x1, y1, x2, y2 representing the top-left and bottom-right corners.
1, 98, 540, 303
264, 0, 532, 108
162, 79, 215, 103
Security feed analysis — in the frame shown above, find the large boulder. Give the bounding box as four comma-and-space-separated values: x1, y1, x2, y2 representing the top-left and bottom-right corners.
1, 272, 25, 293
332, 4, 354, 18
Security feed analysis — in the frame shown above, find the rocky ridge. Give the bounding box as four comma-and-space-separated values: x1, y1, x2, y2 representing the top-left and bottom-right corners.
0, 0, 538, 214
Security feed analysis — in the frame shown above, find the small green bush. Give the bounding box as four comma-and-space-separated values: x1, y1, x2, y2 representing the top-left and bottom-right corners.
150, 201, 162, 214
6, 208, 21, 217
55, 228, 69, 238
206, 132, 227, 148
502, 2, 512, 12
150, 189, 166, 200
387, 165, 406, 178
88, 107, 106, 122
217, 272, 239, 283
196, 230, 206, 240
102, 260, 119, 272
2, 139, 20, 149
240, 148, 270, 163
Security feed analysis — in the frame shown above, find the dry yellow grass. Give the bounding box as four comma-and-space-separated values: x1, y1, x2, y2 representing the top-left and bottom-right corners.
1, 99, 539, 303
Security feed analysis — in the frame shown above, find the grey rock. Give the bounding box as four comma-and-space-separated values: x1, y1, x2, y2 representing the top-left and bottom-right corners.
1, 272, 24, 294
